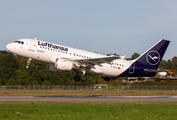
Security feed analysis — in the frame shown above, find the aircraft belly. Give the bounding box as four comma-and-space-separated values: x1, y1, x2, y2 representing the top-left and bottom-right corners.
88, 67, 103, 74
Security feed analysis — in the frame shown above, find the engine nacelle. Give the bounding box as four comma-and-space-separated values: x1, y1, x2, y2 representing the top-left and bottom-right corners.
55, 58, 73, 71
47, 63, 62, 72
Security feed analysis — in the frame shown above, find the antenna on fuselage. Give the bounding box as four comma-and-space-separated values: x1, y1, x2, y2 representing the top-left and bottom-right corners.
35, 37, 37, 40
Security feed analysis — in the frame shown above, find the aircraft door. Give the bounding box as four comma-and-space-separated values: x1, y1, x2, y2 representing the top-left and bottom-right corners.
29, 40, 37, 51
129, 63, 135, 74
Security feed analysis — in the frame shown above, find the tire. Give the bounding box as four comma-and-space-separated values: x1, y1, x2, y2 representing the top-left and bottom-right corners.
81, 75, 87, 81
74, 75, 80, 81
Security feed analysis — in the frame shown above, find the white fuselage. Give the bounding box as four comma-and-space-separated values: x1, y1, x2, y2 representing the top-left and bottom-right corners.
6, 39, 133, 77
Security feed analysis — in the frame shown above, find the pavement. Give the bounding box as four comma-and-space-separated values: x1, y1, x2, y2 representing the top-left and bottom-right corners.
0, 96, 177, 103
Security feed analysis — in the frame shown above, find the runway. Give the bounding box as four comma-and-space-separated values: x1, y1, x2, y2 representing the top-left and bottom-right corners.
0, 96, 177, 102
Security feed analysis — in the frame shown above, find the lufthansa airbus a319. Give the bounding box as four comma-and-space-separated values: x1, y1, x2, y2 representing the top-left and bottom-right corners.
6, 39, 170, 81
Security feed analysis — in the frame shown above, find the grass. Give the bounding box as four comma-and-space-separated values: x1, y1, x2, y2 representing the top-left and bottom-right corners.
1, 89, 177, 96
1, 90, 177, 119
0, 103, 177, 120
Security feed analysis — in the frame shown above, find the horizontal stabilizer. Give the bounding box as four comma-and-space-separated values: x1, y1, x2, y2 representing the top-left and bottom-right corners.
144, 69, 170, 73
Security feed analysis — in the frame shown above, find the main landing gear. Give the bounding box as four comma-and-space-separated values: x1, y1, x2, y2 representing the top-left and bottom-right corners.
74, 75, 87, 81
74, 68, 87, 81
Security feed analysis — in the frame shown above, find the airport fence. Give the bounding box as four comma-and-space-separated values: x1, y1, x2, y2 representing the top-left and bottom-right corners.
0, 85, 177, 91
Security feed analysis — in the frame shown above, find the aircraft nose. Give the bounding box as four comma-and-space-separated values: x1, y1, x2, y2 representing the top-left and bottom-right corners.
6, 43, 13, 52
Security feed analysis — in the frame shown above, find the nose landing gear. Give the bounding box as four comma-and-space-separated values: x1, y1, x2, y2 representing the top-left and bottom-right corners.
26, 58, 32, 69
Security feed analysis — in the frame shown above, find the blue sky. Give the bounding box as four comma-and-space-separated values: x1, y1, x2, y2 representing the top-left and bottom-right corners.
0, 0, 176, 60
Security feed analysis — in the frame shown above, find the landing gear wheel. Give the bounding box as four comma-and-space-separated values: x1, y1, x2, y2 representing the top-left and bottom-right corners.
81, 75, 87, 81
74, 75, 80, 81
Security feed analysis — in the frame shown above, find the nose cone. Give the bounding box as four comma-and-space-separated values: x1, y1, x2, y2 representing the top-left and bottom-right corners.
6, 43, 13, 52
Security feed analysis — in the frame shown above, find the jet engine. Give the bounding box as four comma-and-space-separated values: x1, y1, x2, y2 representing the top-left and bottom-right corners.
55, 58, 73, 71
47, 63, 62, 72
48, 57, 74, 72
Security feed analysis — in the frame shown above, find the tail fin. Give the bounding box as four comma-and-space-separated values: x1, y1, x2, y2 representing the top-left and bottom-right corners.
135, 39, 170, 69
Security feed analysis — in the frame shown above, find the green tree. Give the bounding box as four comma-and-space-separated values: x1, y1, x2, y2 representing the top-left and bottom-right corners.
0, 51, 17, 82
42, 80, 51, 85
15, 70, 31, 85
0, 80, 3, 85
159, 59, 171, 70
127, 52, 140, 60
170, 56, 177, 74
15, 56, 28, 71
27, 60, 48, 85
5, 77, 17, 85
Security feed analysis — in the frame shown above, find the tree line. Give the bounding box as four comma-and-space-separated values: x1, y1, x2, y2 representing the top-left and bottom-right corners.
0, 50, 99, 85
0, 51, 176, 85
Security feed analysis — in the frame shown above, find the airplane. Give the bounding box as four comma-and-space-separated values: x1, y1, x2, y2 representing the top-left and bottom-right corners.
6, 39, 170, 81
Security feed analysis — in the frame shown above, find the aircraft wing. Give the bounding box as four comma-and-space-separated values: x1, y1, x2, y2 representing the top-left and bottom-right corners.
65, 56, 120, 67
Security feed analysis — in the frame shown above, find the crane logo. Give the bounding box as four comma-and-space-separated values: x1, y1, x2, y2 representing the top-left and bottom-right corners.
146, 50, 160, 65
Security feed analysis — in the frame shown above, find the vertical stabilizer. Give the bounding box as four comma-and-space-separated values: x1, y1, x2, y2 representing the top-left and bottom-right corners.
135, 39, 170, 69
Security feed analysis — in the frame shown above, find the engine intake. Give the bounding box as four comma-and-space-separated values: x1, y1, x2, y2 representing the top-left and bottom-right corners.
55, 58, 73, 71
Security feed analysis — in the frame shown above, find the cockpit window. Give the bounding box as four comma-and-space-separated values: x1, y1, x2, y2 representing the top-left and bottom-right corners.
14, 41, 24, 44
14, 41, 20, 43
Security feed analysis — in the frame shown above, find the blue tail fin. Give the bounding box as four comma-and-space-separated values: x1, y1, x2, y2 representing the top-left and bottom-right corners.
135, 39, 170, 69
